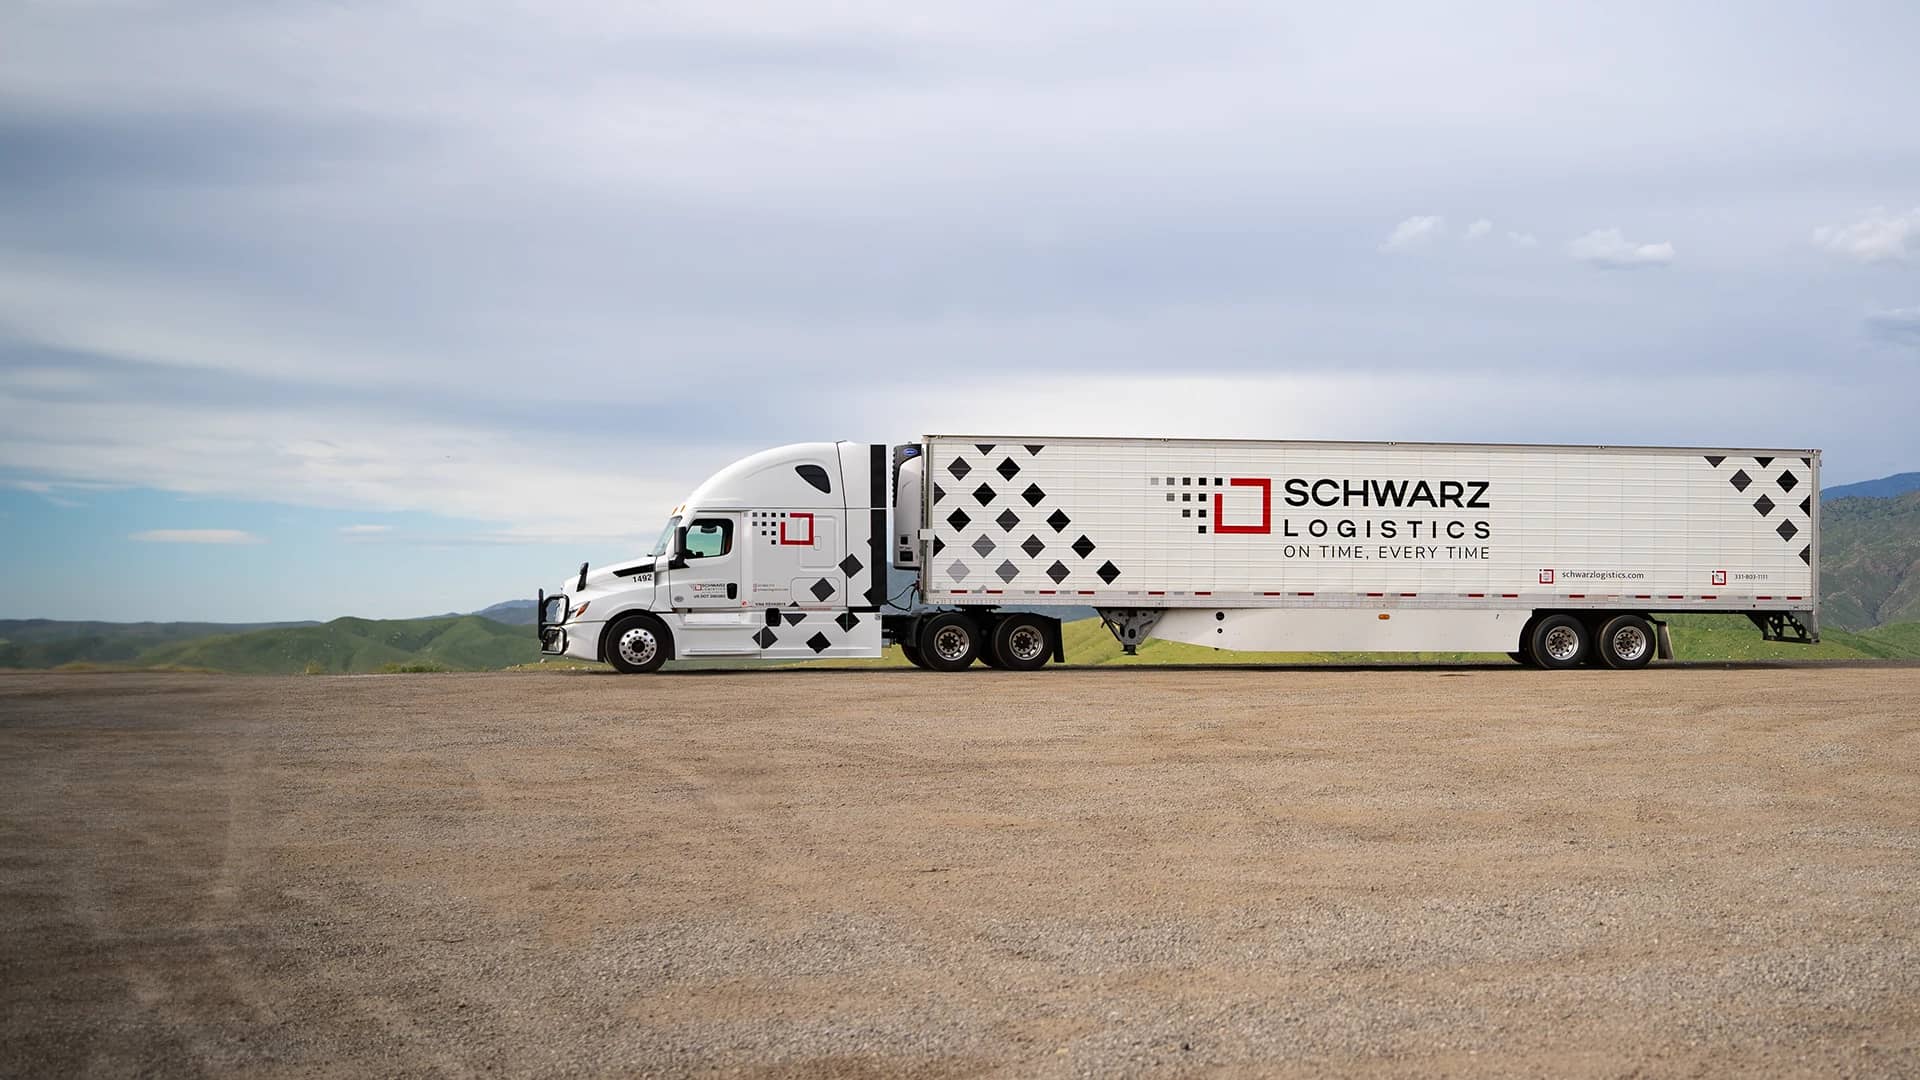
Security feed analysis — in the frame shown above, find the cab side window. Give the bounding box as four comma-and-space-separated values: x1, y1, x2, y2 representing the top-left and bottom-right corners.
683, 519, 733, 559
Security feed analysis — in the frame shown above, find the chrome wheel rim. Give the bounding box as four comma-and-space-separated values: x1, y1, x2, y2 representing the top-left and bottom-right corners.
1611, 626, 1649, 662
932, 626, 971, 662
617, 627, 658, 666
1543, 625, 1580, 662
1007, 626, 1045, 662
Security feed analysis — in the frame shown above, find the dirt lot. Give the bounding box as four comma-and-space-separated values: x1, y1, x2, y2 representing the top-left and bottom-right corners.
2, 665, 1918, 1078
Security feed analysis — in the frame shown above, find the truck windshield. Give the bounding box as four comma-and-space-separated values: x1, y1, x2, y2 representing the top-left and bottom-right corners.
648, 516, 681, 558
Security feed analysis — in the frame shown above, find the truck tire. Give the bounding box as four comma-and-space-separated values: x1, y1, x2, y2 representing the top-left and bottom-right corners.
1528, 613, 1589, 670
1594, 614, 1656, 670
990, 614, 1053, 672
898, 641, 929, 669
918, 612, 981, 672
604, 613, 671, 674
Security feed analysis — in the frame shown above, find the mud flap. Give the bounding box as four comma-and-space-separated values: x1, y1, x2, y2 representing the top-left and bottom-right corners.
1652, 619, 1674, 661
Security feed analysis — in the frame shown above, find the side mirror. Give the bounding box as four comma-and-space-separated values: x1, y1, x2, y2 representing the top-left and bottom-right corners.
674, 526, 688, 557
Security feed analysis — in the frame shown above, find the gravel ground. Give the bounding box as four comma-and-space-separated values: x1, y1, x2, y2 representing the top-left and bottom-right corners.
2, 664, 1918, 1078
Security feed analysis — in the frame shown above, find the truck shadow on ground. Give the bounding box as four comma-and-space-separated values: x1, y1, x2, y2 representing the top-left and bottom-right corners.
614, 658, 1920, 676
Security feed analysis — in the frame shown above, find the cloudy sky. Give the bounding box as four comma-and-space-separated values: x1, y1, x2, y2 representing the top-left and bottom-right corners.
2, 1, 1916, 621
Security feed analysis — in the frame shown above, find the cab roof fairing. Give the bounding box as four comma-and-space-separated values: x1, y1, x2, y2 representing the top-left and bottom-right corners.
675, 441, 854, 513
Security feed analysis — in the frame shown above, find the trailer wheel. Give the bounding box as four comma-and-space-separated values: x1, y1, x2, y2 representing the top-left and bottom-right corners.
604, 613, 671, 674
898, 641, 929, 669
990, 614, 1053, 672
918, 612, 981, 672
1528, 613, 1589, 670
1595, 614, 1656, 670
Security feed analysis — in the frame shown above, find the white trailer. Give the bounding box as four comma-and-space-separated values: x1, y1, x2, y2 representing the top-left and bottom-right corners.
538, 436, 1819, 673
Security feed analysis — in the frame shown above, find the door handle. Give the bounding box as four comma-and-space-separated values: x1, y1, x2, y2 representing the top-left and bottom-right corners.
727, 583, 737, 600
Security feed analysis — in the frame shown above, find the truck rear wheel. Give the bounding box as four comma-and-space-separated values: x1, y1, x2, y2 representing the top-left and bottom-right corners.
990, 614, 1053, 672
898, 641, 929, 669
918, 612, 981, 672
1528, 613, 1589, 670
604, 614, 671, 674
1595, 614, 1656, 670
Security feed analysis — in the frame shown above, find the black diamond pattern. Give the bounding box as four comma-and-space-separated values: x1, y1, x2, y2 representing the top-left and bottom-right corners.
1799, 497, 1810, 515
947, 457, 971, 480
1705, 455, 1725, 467
975, 443, 995, 454
1045, 560, 1069, 584
932, 483, 946, 504
838, 553, 863, 577
805, 632, 830, 654
1071, 535, 1095, 558
947, 560, 969, 581
1755, 456, 1774, 467
1095, 560, 1120, 584
932, 536, 945, 555
1799, 545, 1811, 565
1021, 483, 1046, 506
995, 508, 1020, 532
1753, 494, 1775, 517
836, 612, 860, 631
753, 628, 778, 649
1777, 470, 1799, 493
946, 509, 970, 531
1046, 509, 1070, 532
784, 611, 807, 625
1021, 534, 1044, 558
1025, 444, 1044, 455
1729, 469, 1752, 492
996, 457, 1020, 480
810, 578, 836, 601
972, 482, 996, 506
972, 535, 996, 557
995, 560, 1018, 583
1776, 520, 1798, 542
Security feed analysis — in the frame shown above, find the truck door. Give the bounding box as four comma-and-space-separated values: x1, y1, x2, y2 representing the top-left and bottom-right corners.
666, 514, 762, 656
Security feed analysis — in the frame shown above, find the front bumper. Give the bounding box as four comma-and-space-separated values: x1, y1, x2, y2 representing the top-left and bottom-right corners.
535, 590, 608, 662
536, 590, 569, 654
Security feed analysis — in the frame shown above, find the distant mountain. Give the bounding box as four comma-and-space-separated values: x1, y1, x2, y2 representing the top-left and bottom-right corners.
1816, 490, 1920, 631
1822, 472, 1920, 501
473, 599, 537, 625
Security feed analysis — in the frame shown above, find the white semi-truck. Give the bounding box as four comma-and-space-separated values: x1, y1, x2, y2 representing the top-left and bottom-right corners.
538, 436, 1820, 673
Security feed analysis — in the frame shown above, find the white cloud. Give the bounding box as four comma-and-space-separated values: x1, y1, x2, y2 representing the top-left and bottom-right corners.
339, 524, 392, 535
1567, 228, 1674, 268
129, 529, 263, 544
1381, 215, 1446, 251
1464, 219, 1492, 241
1507, 231, 1538, 248
1866, 306, 1920, 347
1813, 209, 1920, 264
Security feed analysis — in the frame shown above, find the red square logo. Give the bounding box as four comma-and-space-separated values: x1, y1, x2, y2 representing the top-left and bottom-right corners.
1712, 569, 1727, 586
1538, 569, 1555, 585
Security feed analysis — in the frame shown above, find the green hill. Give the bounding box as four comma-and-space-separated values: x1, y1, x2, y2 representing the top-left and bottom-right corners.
133, 615, 538, 674
0, 619, 315, 669
1818, 491, 1920, 630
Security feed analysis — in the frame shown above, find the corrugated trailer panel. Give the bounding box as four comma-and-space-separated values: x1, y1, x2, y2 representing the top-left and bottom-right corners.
921, 437, 1817, 612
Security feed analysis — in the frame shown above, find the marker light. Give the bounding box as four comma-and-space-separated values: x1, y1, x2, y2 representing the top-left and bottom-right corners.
573, 602, 591, 618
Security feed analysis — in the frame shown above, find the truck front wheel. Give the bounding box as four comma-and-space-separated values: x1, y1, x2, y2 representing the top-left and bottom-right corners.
918, 612, 981, 672
990, 614, 1053, 671
604, 614, 672, 674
